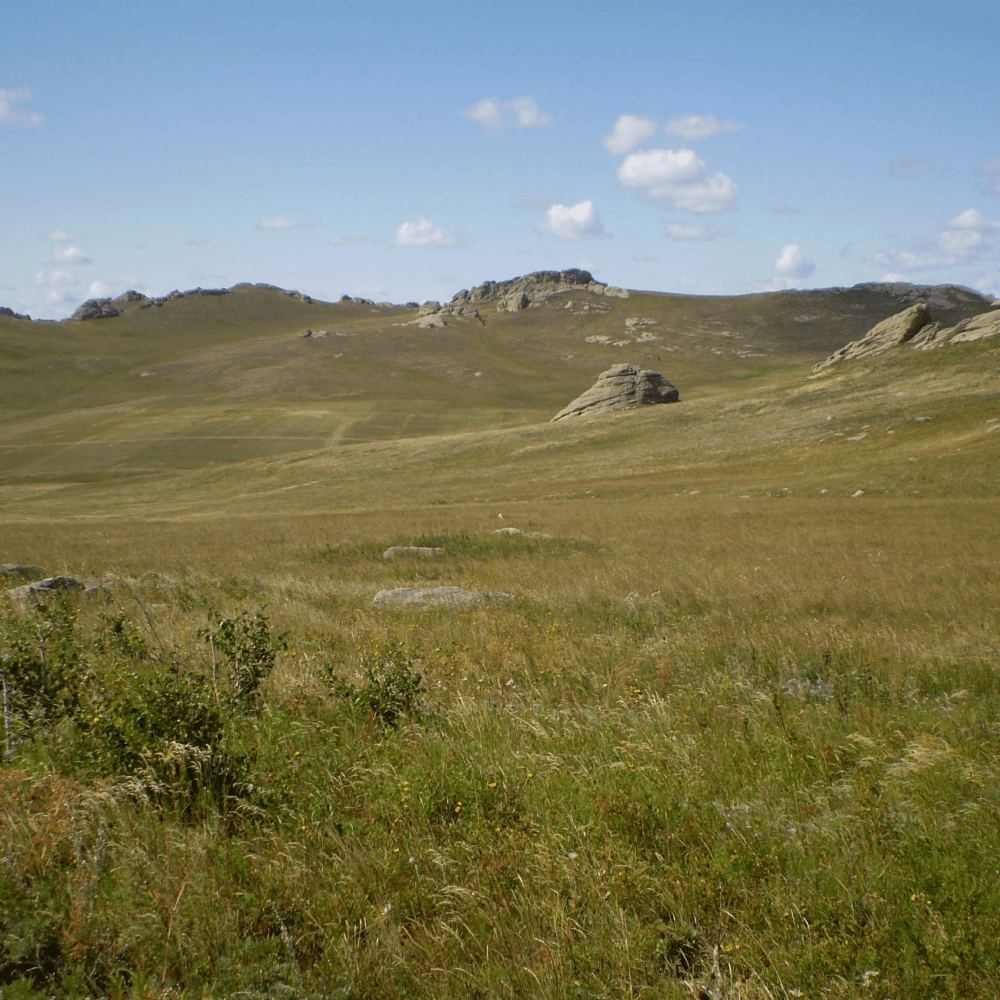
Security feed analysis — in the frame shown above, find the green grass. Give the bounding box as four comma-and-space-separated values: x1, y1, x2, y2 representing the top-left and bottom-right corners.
1, 282, 999, 997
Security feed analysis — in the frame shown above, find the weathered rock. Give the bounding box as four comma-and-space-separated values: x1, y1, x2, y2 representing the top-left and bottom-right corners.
382, 546, 444, 560
7, 576, 106, 600
496, 292, 530, 313
372, 586, 513, 610
72, 298, 120, 321
552, 363, 680, 421
812, 304, 933, 371
417, 301, 441, 317
0, 306, 31, 321
813, 303, 1000, 371
946, 310, 1000, 344
493, 528, 554, 539
299, 329, 313, 338
449, 269, 596, 312
415, 314, 447, 329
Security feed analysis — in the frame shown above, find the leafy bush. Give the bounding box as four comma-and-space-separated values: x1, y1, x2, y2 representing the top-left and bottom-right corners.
329, 641, 425, 727
200, 608, 287, 708
0, 597, 90, 749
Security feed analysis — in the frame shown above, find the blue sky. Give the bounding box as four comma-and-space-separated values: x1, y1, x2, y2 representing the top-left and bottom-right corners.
3, 0, 999, 317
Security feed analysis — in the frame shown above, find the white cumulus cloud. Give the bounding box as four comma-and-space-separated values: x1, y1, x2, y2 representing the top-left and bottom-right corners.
664, 114, 743, 141
45, 229, 78, 242
873, 207, 1000, 273
461, 97, 552, 134
394, 219, 463, 248
0, 87, 46, 127
538, 201, 610, 241
603, 115, 657, 155
88, 280, 116, 298
756, 243, 816, 290
617, 148, 738, 213
666, 223, 733, 242
774, 243, 815, 279
53, 245, 92, 265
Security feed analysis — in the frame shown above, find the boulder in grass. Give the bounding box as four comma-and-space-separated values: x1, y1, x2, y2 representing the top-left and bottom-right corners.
551, 363, 679, 421
7, 576, 107, 600
372, 586, 513, 611
382, 546, 444, 560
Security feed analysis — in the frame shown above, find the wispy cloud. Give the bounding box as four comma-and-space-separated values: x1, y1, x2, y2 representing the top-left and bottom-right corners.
44, 229, 78, 242
632, 252, 659, 263
603, 115, 656, 155
874, 207, 1000, 273
666, 222, 733, 242
33, 269, 80, 305
664, 114, 743, 141
890, 156, 929, 178
394, 218, 466, 248
617, 147, 739, 213
328, 233, 367, 246
257, 216, 322, 230
538, 201, 610, 241
52, 245, 92, 265
461, 97, 552, 134
0, 87, 46, 127
979, 157, 1000, 196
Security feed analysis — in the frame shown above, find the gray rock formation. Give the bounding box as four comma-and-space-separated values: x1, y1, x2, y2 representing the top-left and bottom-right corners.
0, 306, 31, 321
72, 298, 121, 321
444, 269, 630, 316
299, 329, 313, 338
7, 576, 106, 600
552, 363, 680, 421
813, 303, 1000, 372
382, 546, 444, 560
372, 586, 514, 610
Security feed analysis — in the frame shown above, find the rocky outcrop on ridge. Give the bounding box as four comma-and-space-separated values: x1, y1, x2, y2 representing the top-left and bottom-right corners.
70, 284, 323, 321
847, 282, 989, 311
552, 363, 680, 421
410, 270, 631, 327
812, 301, 1000, 373
0, 306, 31, 321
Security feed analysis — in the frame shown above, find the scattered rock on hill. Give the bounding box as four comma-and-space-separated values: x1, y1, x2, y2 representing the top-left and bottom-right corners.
382, 546, 444, 560
493, 528, 554, 539
373, 586, 513, 610
812, 303, 1000, 373
7, 576, 106, 601
552, 363, 680, 421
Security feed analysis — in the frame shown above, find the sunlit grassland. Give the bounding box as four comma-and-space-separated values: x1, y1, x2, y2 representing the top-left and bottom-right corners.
1, 294, 999, 998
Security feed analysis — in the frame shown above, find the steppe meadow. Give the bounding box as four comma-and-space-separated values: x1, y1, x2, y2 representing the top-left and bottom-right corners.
4, 1, 1000, 997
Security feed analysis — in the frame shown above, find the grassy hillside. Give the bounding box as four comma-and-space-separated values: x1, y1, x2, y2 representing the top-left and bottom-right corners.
1, 279, 999, 999
0, 280, 990, 485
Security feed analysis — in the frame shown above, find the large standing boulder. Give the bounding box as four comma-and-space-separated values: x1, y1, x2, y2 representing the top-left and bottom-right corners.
812, 304, 933, 371
551, 363, 679, 421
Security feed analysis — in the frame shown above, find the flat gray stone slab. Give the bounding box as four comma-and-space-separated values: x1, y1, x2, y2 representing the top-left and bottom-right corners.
382, 546, 444, 560
372, 586, 513, 611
